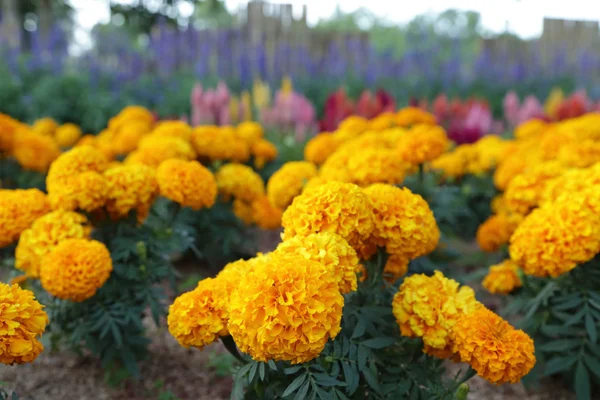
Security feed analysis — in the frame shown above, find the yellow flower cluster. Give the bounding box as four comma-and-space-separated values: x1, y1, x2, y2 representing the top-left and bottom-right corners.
12, 131, 61, 172
482, 259, 522, 295
0, 189, 50, 248
216, 163, 265, 202
266, 161, 317, 210
0, 283, 48, 365
105, 164, 158, 220
304, 133, 338, 165
396, 124, 450, 165
16, 211, 90, 278
157, 159, 217, 210
0, 113, 29, 153
476, 212, 522, 253
40, 238, 113, 302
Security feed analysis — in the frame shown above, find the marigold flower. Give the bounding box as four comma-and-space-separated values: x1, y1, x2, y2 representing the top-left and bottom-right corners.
396, 107, 437, 127
48, 171, 108, 212
275, 232, 360, 293
228, 252, 343, 364
282, 181, 374, 255
156, 159, 217, 210
509, 195, 600, 277
40, 239, 113, 302
369, 112, 397, 131
335, 116, 369, 140
108, 106, 154, 131
267, 161, 317, 210
493, 154, 530, 191
31, 117, 58, 136
0, 113, 28, 152
216, 163, 265, 203
217, 256, 264, 294
236, 121, 264, 144
0, 189, 50, 248
304, 133, 339, 165
128, 136, 196, 167
514, 119, 548, 140
397, 124, 450, 165
104, 164, 158, 220
191, 126, 250, 162
541, 165, 600, 206
12, 132, 61, 172
476, 213, 522, 253
452, 307, 535, 384
151, 120, 192, 142
392, 271, 480, 356
251, 138, 278, 169
384, 253, 410, 282
346, 148, 410, 186
429, 151, 468, 179
46, 145, 108, 186
233, 199, 254, 224
0, 283, 48, 365
112, 121, 152, 155
482, 260, 522, 295
363, 184, 439, 259
168, 277, 230, 349
15, 211, 90, 278
251, 196, 282, 229
54, 123, 82, 148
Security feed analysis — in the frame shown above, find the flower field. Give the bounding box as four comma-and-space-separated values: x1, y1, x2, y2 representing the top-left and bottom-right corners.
2, 96, 600, 400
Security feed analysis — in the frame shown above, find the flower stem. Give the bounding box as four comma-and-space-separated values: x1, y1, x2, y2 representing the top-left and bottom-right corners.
221, 335, 245, 363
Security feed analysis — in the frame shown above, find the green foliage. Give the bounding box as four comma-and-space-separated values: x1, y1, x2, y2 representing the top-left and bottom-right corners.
208, 351, 239, 377
0, 158, 45, 190
229, 250, 468, 399
504, 259, 600, 399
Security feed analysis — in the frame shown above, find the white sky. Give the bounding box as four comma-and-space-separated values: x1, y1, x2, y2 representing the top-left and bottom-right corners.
71, 0, 600, 45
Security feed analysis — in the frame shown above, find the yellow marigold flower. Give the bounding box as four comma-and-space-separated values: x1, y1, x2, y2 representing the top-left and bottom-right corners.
304, 133, 339, 165
40, 239, 113, 302
335, 116, 369, 141
473, 135, 509, 169
46, 145, 108, 186
251, 139, 278, 169
452, 307, 535, 384
151, 120, 192, 142
396, 107, 437, 127
31, 117, 58, 136
363, 184, 439, 259
541, 165, 600, 206
303, 176, 328, 190
128, 136, 196, 167
397, 124, 450, 165
267, 161, 317, 210
0, 283, 48, 365
109, 105, 154, 131
392, 271, 480, 355
112, 121, 152, 155
282, 181, 374, 255
482, 260, 522, 295
251, 196, 282, 229
104, 164, 158, 220
233, 198, 254, 224
216, 163, 265, 203
346, 148, 410, 186
493, 154, 530, 191
504, 161, 567, 215
0, 189, 50, 248
369, 112, 397, 131
429, 152, 468, 179
48, 172, 108, 212
557, 140, 600, 168
236, 121, 264, 144
228, 252, 343, 364
217, 256, 264, 294
514, 119, 548, 140
476, 213, 523, 253
15, 210, 90, 278
12, 132, 60, 172
275, 232, 360, 294
0, 113, 28, 152
54, 123, 82, 148
384, 253, 410, 282
156, 159, 217, 210
491, 195, 509, 215
168, 277, 230, 349
509, 195, 600, 277
191, 126, 250, 162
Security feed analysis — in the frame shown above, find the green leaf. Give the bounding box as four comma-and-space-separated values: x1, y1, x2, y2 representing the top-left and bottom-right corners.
294, 382, 310, 400
585, 313, 598, 344
341, 362, 358, 395
576, 361, 591, 400
259, 362, 265, 381
333, 388, 350, 400
543, 355, 577, 376
362, 363, 382, 394
538, 339, 582, 353
236, 363, 252, 380
282, 373, 308, 398
285, 366, 303, 375
553, 297, 584, 311
268, 359, 277, 371
361, 337, 396, 349
231, 377, 245, 400
583, 354, 600, 379
357, 346, 368, 372
566, 308, 587, 326
351, 320, 366, 339
540, 324, 583, 337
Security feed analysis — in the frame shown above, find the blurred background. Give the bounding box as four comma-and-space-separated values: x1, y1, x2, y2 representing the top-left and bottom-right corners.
1, 0, 599, 139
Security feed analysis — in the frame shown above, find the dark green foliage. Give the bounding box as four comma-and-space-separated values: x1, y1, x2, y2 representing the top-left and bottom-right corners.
228, 250, 469, 399
0, 158, 46, 190
504, 259, 600, 399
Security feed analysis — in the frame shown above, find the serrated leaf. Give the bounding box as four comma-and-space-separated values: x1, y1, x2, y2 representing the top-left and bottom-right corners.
363, 363, 382, 394
352, 320, 366, 339
357, 346, 368, 371
341, 362, 358, 395
361, 337, 396, 349
294, 381, 310, 400
576, 361, 591, 400
539, 339, 582, 353
543, 355, 578, 376
585, 313, 598, 344
313, 373, 346, 387
282, 373, 307, 398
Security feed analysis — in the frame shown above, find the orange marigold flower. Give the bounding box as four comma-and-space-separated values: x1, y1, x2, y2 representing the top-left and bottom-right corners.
514, 119, 548, 140
54, 123, 82, 148
127, 136, 196, 167
452, 307, 535, 384
0, 283, 48, 365
236, 121, 264, 145
228, 252, 343, 364
557, 140, 600, 168
429, 151, 468, 179
0, 189, 50, 248
281, 181, 374, 255
108, 106, 155, 131
396, 107, 437, 127
46, 145, 108, 186
392, 271, 481, 356
168, 277, 230, 349
251, 138, 278, 169
346, 148, 410, 186
112, 121, 152, 155
482, 259, 522, 295
275, 232, 360, 294
12, 132, 61, 172
191, 126, 250, 162
384, 253, 410, 282
40, 239, 113, 302
397, 124, 450, 165
251, 196, 282, 229
150, 120, 192, 142
304, 133, 339, 165
476, 213, 522, 253
493, 154, 530, 191
509, 195, 600, 277
156, 159, 217, 210
15, 210, 90, 278
334, 116, 369, 141
267, 161, 317, 210
31, 117, 58, 136
363, 184, 439, 259
369, 112, 397, 131
233, 198, 254, 224
48, 172, 108, 212
104, 164, 158, 220
215, 163, 265, 203
0, 113, 28, 152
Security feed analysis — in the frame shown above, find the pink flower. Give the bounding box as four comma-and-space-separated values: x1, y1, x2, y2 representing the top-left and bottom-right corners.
503, 91, 520, 128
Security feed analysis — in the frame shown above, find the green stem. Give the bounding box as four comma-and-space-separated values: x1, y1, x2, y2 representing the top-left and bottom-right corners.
455, 367, 477, 388
221, 335, 246, 363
